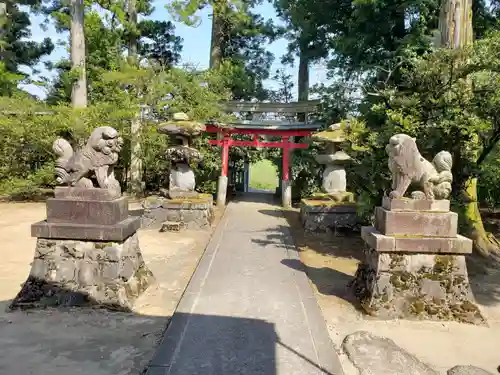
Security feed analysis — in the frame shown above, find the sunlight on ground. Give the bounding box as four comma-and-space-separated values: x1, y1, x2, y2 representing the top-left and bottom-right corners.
0, 202, 220, 375
249, 159, 279, 191
283, 209, 500, 375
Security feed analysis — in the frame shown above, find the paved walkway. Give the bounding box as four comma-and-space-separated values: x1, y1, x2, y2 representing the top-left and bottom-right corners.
146, 194, 344, 375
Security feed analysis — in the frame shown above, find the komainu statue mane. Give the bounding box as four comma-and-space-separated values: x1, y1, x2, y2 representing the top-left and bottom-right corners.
53, 126, 123, 197
386, 134, 453, 200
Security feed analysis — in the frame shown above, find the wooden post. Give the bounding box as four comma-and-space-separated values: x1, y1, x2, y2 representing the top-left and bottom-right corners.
281, 136, 292, 208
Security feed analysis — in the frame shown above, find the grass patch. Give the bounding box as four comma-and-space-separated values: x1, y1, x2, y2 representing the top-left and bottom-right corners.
249, 159, 278, 191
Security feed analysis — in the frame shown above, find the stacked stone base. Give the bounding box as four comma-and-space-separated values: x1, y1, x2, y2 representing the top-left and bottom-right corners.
9, 234, 154, 311
300, 193, 358, 233
9, 187, 155, 311
352, 197, 485, 325
142, 194, 214, 230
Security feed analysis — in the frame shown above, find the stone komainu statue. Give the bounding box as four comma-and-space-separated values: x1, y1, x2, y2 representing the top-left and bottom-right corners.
53, 126, 123, 196
386, 134, 453, 200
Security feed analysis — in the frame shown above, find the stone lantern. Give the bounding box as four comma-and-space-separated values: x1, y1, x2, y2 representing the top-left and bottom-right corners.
141, 113, 214, 231
312, 123, 354, 201
299, 122, 357, 233
157, 112, 205, 199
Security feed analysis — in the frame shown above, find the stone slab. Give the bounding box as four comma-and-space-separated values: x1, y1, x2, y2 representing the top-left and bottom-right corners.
382, 196, 450, 212
9, 233, 154, 311
342, 331, 439, 375
31, 216, 141, 242
361, 227, 473, 254
146, 196, 344, 375
141, 205, 214, 230
300, 201, 358, 214
301, 211, 358, 233
168, 190, 200, 199
447, 366, 494, 375
46, 196, 128, 225
54, 186, 120, 201
375, 206, 458, 237
161, 198, 213, 210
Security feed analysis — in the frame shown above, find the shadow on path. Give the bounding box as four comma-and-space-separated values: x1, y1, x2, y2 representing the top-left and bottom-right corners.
280, 258, 361, 309
148, 312, 337, 375
253, 208, 365, 311
1, 284, 337, 375
0, 290, 169, 375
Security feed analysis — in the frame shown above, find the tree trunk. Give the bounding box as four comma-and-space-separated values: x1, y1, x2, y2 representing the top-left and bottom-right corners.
0, 2, 6, 46
439, 0, 500, 257
127, 0, 144, 195
297, 47, 309, 102
439, 0, 473, 48
297, 43, 309, 123
70, 0, 87, 108
209, 1, 224, 69
0, 2, 8, 68
463, 178, 500, 258
127, 0, 138, 62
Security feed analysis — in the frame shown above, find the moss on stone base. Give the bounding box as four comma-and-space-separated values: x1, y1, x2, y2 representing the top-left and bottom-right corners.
167, 193, 213, 204
351, 249, 486, 325
304, 191, 355, 205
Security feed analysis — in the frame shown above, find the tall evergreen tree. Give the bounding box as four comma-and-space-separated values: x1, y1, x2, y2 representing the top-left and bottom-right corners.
0, 1, 54, 96
168, 0, 277, 100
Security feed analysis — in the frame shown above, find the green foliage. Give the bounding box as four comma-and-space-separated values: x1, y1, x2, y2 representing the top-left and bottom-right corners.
268, 68, 294, 102
138, 20, 183, 67
478, 148, 500, 209
339, 32, 500, 213
0, 62, 233, 197
43, 0, 183, 104
0, 62, 24, 96
290, 142, 321, 199
0, 98, 118, 196
168, 0, 277, 100
221, 10, 277, 100
0, 1, 54, 93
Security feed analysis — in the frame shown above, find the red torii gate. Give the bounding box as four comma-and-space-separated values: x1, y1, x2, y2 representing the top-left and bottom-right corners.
205, 100, 322, 207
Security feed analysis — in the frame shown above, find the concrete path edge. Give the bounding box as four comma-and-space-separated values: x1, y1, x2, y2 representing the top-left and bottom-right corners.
145, 206, 344, 375
145, 209, 230, 374
279, 210, 345, 375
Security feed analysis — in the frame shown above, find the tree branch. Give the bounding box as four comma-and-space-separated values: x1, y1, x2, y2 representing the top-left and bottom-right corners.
477, 128, 500, 166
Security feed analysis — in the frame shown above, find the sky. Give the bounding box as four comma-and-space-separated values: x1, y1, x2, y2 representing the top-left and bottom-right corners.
21, 0, 330, 99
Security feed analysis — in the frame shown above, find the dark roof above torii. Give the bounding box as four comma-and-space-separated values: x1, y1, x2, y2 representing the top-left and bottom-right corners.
214, 100, 324, 131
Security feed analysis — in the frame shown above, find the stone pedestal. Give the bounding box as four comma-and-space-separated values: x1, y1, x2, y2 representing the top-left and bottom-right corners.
300, 192, 358, 233
142, 194, 214, 230
216, 176, 228, 207
282, 180, 292, 208
9, 187, 154, 311
351, 197, 485, 325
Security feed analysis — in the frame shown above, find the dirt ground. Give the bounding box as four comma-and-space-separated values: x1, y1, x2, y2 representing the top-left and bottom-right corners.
284, 210, 500, 375
0, 202, 220, 375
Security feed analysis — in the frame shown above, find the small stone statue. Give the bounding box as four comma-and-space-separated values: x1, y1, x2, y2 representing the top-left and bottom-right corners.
158, 112, 205, 199
386, 133, 453, 200
53, 126, 123, 197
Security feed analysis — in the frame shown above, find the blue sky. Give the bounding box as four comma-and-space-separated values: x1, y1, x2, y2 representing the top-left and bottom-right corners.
21, 0, 329, 99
